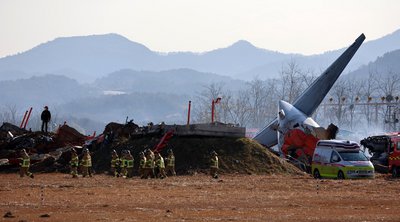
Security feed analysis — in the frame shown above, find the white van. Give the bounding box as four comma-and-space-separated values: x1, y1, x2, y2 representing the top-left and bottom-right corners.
312, 140, 374, 179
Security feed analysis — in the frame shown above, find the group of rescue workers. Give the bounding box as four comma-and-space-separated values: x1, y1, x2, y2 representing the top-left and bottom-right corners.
110, 149, 176, 179
69, 147, 93, 178
18, 147, 220, 179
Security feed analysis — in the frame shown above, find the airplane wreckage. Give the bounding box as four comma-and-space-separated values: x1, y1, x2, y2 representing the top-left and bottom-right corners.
253, 34, 366, 171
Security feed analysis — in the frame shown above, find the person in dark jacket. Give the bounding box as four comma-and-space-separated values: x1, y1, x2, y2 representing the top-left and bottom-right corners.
41, 106, 51, 133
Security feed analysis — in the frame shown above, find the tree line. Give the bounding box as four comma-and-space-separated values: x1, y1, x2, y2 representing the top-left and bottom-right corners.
193, 61, 400, 133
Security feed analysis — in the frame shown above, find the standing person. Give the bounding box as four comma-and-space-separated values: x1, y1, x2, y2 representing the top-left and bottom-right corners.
70, 148, 79, 178
120, 150, 127, 178
165, 149, 176, 176
41, 106, 51, 133
19, 149, 34, 178
110, 150, 120, 177
155, 153, 167, 179
80, 148, 92, 177
210, 151, 219, 179
138, 152, 146, 178
125, 150, 134, 178
141, 150, 154, 179
148, 149, 155, 178
154, 153, 161, 178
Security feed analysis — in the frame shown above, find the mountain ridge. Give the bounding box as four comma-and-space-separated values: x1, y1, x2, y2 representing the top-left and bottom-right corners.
0, 29, 399, 82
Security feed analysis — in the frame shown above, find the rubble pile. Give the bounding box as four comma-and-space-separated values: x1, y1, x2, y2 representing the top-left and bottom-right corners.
0, 121, 301, 176
54, 125, 86, 146
104, 122, 140, 138
0, 122, 90, 172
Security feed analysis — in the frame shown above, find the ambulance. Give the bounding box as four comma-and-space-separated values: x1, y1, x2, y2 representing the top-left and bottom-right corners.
312, 140, 374, 179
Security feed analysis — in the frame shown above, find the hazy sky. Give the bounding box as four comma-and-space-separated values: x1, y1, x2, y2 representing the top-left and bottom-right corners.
1, 0, 399, 58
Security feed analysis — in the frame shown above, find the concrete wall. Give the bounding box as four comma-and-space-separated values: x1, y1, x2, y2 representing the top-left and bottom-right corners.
164, 122, 245, 138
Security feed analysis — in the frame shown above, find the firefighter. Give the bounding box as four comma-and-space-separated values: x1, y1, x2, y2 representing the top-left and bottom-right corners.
148, 149, 155, 178
19, 149, 34, 178
154, 152, 160, 178
210, 150, 219, 179
120, 150, 127, 178
110, 150, 120, 177
155, 152, 167, 179
81, 148, 92, 177
125, 150, 134, 178
141, 149, 154, 179
165, 149, 176, 176
70, 148, 79, 178
138, 152, 146, 178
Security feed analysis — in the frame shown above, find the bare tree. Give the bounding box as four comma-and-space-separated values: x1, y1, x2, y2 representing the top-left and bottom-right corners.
360, 70, 378, 128
376, 71, 400, 131
247, 78, 271, 128
7, 104, 18, 125
193, 82, 225, 123
346, 78, 364, 130
226, 90, 251, 126
328, 78, 351, 127
217, 89, 233, 123
376, 71, 400, 97
278, 59, 305, 103
0, 104, 18, 125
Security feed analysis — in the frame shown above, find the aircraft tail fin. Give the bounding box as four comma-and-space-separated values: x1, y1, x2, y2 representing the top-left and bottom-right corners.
294, 34, 366, 116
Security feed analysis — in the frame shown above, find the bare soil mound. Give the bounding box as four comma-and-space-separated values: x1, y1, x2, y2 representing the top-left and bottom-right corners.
93, 136, 301, 175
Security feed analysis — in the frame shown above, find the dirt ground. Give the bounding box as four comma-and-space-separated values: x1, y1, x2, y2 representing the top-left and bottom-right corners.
1, 173, 399, 222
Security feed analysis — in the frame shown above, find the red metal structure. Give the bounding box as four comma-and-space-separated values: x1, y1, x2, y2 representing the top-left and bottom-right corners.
23, 107, 33, 129
211, 97, 221, 123
153, 130, 174, 153
187, 101, 191, 126
20, 110, 28, 128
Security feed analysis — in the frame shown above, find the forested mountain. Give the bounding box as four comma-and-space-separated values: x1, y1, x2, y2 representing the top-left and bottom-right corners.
94, 68, 246, 95
346, 49, 400, 79
0, 74, 91, 107
1, 29, 399, 82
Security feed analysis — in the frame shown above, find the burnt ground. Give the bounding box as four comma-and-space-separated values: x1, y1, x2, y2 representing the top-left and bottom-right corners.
1, 173, 399, 222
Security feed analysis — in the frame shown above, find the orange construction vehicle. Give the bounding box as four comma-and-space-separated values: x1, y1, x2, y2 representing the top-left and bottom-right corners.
360, 132, 400, 177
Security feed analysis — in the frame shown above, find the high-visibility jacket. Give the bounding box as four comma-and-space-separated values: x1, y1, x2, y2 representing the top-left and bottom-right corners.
167, 155, 175, 167
139, 157, 146, 169
111, 157, 120, 167
21, 157, 30, 167
120, 158, 126, 168
81, 155, 92, 167
211, 156, 218, 168
70, 155, 79, 167
144, 158, 153, 169
126, 159, 134, 168
155, 157, 165, 168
